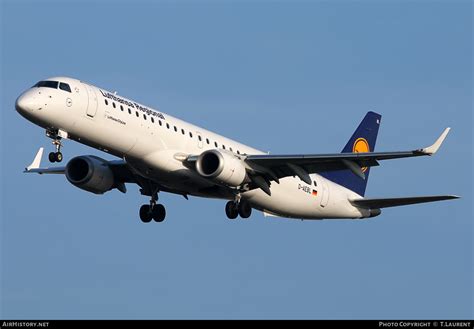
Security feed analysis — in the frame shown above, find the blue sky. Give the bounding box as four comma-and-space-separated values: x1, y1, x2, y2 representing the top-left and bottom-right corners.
1, 0, 472, 319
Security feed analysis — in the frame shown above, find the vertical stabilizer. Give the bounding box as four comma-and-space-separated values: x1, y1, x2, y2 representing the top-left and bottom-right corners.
320, 111, 381, 196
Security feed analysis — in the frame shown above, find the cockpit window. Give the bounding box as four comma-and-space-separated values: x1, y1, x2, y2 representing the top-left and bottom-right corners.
33, 80, 59, 89
59, 82, 71, 93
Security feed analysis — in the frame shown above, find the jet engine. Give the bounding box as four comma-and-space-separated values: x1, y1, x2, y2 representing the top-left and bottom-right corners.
65, 155, 115, 194
195, 149, 247, 187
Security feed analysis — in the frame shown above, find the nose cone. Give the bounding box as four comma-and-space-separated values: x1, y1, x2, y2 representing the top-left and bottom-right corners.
15, 93, 36, 114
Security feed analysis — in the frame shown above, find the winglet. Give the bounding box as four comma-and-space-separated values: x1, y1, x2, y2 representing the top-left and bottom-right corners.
25, 147, 44, 172
421, 128, 450, 155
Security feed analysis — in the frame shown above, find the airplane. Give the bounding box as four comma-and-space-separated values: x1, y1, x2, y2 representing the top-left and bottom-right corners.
16, 76, 459, 223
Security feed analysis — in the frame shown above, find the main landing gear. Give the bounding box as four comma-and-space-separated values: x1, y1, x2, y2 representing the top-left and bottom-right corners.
139, 192, 166, 223
46, 129, 63, 163
225, 200, 252, 220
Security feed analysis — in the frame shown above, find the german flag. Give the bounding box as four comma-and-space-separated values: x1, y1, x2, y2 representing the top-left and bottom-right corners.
312, 190, 318, 197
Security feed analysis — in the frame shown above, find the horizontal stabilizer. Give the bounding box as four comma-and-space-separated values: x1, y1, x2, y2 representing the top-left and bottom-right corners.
351, 195, 460, 209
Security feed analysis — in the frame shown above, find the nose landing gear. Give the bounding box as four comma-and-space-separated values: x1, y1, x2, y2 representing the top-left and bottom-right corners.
48, 139, 63, 163
46, 129, 64, 163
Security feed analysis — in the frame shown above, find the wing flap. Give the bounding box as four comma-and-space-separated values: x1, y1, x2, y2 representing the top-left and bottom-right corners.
351, 195, 460, 209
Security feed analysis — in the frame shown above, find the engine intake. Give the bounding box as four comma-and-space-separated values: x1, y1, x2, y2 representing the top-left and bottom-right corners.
196, 149, 247, 187
65, 156, 115, 194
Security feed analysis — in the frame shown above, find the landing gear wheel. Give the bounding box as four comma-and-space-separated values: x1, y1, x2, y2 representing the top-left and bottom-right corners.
48, 152, 62, 163
238, 201, 252, 219
140, 189, 165, 223
139, 205, 153, 223
225, 201, 238, 220
49, 152, 57, 163
152, 204, 166, 222
46, 130, 64, 163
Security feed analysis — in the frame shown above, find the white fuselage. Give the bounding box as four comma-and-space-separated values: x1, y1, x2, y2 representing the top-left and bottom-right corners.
16, 76, 369, 220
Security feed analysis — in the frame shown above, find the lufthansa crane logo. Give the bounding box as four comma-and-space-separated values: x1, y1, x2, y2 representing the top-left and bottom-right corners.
353, 138, 369, 173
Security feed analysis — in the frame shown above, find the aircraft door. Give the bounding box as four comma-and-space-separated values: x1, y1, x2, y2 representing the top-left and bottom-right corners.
83, 83, 98, 117
320, 178, 330, 208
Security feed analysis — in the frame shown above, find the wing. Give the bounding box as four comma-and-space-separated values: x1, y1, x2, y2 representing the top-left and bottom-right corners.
184, 128, 450, 195
24, 148, 66, 174
351, 195, 460, 209
24, 147, 132, 180
23, 148, 189, 197
243, 128, 450, 185
23, 148, 136, 194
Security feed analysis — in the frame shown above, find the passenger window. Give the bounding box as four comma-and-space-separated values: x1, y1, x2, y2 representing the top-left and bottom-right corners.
181, 129, 185, 135
143, 114, 147, 120
151, 117, 154, 123
120, 105, 124, 111
189, 132, 193, 138
159, 120, 162, 126
166, 123, 170, 129
313, 181, 317, 186
222, 145, 226, 150
198, 135, 202, 141
105, 100, 108, 106
135, 111, 139, 117
174, 126, 177, 132
128, 108, 131, 114
237, 150, 240, 155
113, 102, 116, 108
206, 138, 210, 144
230, 147, 233, 152
214, 141, 218, 148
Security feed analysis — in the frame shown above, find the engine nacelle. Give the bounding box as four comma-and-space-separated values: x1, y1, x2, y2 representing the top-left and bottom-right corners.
195, 149, 247, 187
65, 156, 115, 194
